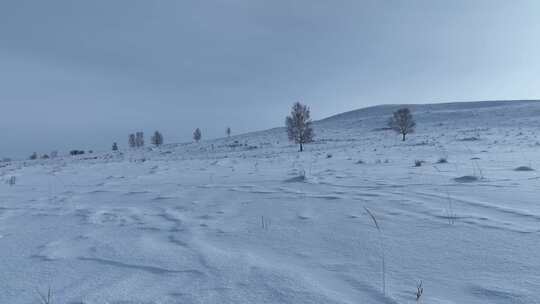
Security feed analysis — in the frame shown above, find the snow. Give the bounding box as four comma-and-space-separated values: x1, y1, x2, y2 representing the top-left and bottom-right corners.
1, 100, 539, 303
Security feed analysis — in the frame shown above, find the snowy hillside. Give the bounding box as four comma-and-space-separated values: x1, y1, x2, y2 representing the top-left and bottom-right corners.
1, 100, 540, 304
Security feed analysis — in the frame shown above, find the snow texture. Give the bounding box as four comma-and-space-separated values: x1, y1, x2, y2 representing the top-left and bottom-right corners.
1, 100, 539, 303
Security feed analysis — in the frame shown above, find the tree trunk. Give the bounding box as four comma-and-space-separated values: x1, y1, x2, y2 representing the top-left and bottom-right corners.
299, 143, 303, 152
402, 133, 406, 141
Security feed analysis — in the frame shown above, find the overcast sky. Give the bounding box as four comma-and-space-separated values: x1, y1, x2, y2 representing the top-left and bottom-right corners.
1, 1, 540, 157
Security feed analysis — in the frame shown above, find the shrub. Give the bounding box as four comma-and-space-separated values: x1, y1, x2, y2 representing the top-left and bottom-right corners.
437, 157, 448, 164
454, 175, 478, 183
515, 166, 534, 171
70, 150, 85, 156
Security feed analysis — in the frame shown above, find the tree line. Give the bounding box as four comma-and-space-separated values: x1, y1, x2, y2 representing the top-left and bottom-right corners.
121, 126, 224, 150
26, 103, 415, 159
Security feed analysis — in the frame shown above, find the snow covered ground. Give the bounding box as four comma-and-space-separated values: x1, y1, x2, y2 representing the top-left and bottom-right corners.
1, 100, 539, 303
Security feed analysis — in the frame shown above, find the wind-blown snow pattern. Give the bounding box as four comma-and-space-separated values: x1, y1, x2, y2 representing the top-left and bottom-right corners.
1, 100, 539, 303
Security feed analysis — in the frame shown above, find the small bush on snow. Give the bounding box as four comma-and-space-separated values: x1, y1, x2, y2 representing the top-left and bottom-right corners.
437, 157, 448, 164
515, 166, 534, 171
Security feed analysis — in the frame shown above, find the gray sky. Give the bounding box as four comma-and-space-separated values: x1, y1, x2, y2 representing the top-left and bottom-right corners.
1, 0, 540, 157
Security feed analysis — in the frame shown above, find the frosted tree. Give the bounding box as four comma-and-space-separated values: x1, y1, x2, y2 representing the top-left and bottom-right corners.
151, 131, 164, 146
29, 152, 38, 160
128, 134, 136, 148
135, 132, 144, 147
112, 142, 118, 151
286, 102, 314, 152
388, 108, 416, 141
193, 128, 202, 142
226, 127, 231, 138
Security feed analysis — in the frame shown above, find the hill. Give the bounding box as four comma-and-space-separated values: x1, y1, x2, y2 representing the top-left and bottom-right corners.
0, 100, 539, 303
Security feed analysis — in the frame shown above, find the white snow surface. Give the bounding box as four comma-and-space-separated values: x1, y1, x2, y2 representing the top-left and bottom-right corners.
1, 100, 540, 303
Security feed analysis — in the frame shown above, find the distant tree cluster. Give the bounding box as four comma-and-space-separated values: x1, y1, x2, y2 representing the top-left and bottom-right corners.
129, 132, 145, 148
125, 130, 165, 149
28, 151, 59, 160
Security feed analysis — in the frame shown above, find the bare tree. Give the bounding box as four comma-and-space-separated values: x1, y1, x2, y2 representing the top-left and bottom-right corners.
286, 102, 314, 152
112, 142, 118, 151
388, 107, 416, 141
151, 131, 164, 146
135, 132, 144, 147
193, 128, 202, 142
226, 127, 231, 138
128, 134, 136, 148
